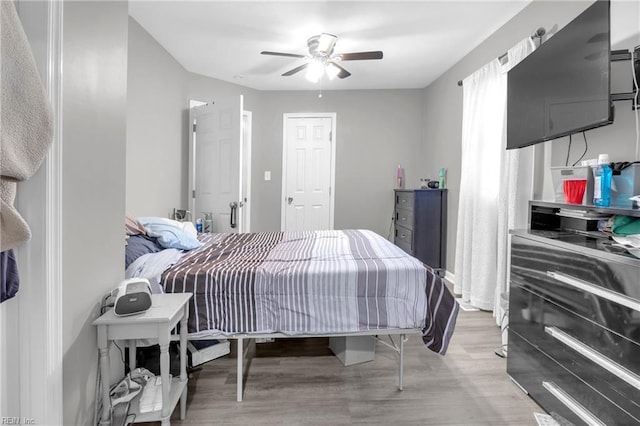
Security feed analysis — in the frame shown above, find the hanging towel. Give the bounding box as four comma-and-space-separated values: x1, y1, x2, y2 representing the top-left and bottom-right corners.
0, 0, 54, 252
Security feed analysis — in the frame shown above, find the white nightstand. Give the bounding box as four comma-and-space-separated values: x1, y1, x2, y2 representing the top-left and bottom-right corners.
93, 293, 192, 426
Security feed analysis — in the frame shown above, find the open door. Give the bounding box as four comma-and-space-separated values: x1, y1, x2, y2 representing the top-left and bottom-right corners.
190, 95, 244, 233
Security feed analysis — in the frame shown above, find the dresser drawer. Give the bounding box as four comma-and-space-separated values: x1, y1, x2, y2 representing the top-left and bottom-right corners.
395, 209, 414, 230
394, 226, 412, 251
395, 191, 414, 211
510, 285, 640, 417
508, 330, 640, 425
511, 235, 640, 343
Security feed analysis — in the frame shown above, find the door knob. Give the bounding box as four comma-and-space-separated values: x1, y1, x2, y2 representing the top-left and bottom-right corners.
287, 197, 293, 205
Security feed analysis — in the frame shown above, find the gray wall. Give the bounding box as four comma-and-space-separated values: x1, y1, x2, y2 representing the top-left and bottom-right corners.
127, 18, 186, 217
61, 2, 128, 424
127, 0, 640, 274
421, 0, 640, 274
128, 19, 424, 239
127, 17, 262, 217
254, 90, 424, 236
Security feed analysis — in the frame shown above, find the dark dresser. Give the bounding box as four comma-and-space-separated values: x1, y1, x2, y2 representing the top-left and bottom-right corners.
508, 201, 640, 425
393, 189, 447, 273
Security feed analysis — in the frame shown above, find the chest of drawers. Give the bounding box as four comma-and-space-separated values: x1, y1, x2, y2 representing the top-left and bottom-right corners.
393, 189, 447, 273
507, 201, 640, 425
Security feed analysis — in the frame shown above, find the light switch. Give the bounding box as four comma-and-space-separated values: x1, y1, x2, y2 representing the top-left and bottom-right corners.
264, 171, 271, 181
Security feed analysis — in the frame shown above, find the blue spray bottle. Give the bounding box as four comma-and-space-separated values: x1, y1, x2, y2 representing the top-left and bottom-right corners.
593, 154, 612, 207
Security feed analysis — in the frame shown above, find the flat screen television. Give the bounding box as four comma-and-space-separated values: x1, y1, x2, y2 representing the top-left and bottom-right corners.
507, 0, 613, 150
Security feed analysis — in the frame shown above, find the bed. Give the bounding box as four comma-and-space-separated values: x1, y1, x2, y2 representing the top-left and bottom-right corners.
126, 225, 459, 400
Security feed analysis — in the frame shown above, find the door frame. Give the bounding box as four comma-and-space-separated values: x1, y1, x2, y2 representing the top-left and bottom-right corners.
281, 112, 337, 231
2, 0, 63, 422
188, 99, 207, 222
188, 99, 252, 232
241, 110, 252, 232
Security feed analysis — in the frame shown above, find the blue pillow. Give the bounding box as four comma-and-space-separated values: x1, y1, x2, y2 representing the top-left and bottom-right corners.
125, 235, 162, 269
137, 217, 203, 251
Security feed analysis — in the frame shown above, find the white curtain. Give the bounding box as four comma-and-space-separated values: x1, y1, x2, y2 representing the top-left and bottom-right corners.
454, 38, 536, 312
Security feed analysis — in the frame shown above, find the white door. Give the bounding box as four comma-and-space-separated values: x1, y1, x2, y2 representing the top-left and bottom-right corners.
281, 114, 336, 231
191, 96, 243, 233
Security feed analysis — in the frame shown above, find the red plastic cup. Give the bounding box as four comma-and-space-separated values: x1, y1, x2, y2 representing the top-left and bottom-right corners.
563, 179, 587, 204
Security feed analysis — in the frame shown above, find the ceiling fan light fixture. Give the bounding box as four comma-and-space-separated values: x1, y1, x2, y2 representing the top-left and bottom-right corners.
305, 59, 324, 83
262, 33, 383, 82
316, 33, 337, 55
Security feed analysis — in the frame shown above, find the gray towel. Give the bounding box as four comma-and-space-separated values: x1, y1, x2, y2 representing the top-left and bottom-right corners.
1, 0, 54, 251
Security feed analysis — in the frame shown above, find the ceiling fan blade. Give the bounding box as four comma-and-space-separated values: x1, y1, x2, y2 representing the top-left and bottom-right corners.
261, 51, 307, 59
330, 62, 351, 79
282, 63, 309, 76
339, 51, 384, 61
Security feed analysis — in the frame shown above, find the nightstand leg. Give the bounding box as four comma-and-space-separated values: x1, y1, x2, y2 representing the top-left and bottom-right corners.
128, 340, 136, 371
179, 305, 188, 419
159, 340, 170, 421
97, 326, 111, 426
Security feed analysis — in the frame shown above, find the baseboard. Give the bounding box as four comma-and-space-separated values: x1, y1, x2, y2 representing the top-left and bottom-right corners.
444, 270, 455, 286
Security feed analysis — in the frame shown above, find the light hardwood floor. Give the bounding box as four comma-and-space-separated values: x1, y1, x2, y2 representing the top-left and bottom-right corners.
148, 309, 543, 425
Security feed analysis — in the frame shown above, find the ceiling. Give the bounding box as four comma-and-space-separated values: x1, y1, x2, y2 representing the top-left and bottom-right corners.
129, 1, 533, 91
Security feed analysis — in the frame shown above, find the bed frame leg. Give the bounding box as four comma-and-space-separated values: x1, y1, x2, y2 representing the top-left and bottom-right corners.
237, 337, 243, 402
399, 334, 405, 391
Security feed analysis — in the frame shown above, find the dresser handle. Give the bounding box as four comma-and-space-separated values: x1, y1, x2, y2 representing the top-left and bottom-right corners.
547, 271, 640, 313
545, 326, 640, 391
542, 381, 606, 426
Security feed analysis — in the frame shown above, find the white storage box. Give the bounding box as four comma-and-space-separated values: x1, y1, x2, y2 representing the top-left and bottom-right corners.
329, 336, 375, 366
187, 339, 230, 367
550, 166, 594, 205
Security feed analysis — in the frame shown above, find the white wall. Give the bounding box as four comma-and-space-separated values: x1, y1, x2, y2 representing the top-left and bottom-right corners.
60, 2, 128, 424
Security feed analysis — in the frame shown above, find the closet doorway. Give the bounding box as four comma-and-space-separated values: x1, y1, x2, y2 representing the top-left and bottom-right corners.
281, 113, 336, 231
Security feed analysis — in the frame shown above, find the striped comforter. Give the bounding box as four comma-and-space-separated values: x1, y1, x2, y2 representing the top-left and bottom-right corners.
160, 229, 458, 354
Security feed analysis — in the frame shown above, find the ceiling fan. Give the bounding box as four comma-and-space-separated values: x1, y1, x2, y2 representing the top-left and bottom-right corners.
261, 33, 383, 82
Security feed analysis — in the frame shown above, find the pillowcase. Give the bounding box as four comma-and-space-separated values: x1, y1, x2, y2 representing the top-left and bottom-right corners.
125, 235, 163, 269
137, 217, 202, 250
125, 214, 146, 236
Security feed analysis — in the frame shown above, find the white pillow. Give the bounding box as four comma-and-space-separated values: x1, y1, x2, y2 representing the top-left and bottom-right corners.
137, 217, 202, 251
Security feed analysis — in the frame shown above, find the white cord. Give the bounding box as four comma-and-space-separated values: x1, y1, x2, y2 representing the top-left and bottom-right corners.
632, 49, 639, 160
